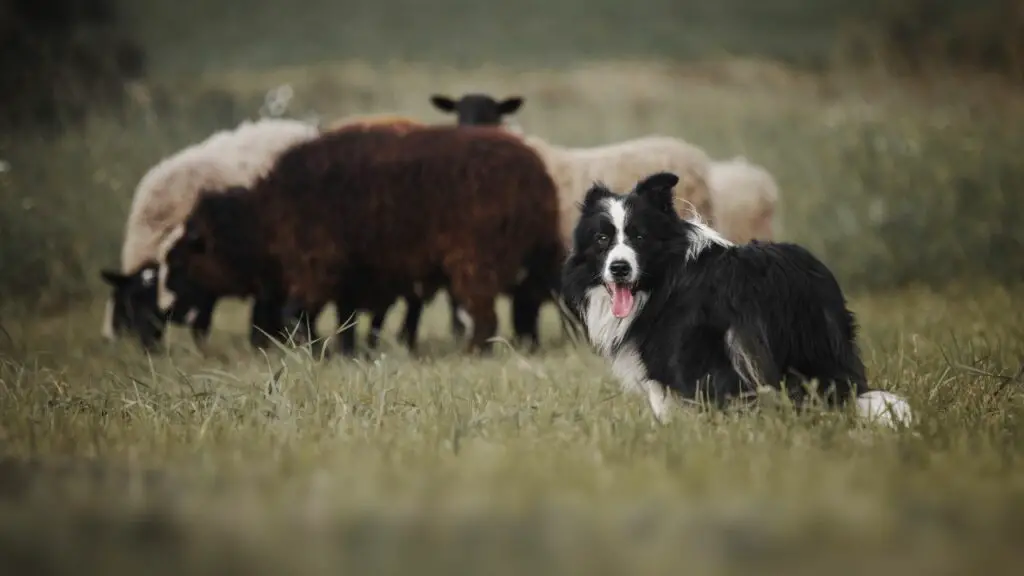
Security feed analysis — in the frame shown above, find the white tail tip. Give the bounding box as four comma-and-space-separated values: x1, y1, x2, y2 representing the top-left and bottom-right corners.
857, 390, 913, 428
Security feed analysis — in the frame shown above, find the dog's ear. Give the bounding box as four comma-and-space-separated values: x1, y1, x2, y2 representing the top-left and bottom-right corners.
634, 171, 679, 215
580, 182, 613, 212
430, 95, 456, 112
497, 97, 523, 115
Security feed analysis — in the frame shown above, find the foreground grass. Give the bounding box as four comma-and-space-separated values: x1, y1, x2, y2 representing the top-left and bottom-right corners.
1, 283, 1023, 574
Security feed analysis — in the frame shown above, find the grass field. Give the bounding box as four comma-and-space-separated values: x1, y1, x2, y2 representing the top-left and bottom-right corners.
3, 52, 1024, 573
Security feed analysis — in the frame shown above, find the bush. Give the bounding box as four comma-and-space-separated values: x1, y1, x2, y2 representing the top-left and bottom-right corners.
840, 0, 1024, 83
0, 0, 146, 133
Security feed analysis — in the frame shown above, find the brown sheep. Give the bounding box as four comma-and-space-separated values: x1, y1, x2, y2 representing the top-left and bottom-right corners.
159, 124, 564, 355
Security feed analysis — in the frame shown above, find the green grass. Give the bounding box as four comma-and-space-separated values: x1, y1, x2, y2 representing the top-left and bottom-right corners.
1, 283, 1024, 574
3, 56, 1024, 573
125, 0, 865, 73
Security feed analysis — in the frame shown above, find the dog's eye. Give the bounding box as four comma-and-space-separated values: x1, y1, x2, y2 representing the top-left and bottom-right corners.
595, 233, 610, 246
633, 233, 644, 242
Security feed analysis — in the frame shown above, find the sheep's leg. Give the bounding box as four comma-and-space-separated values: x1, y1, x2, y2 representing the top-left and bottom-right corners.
367, 312, 384, 350
189, 295, 217, 346
446, 291, 466, 339
251, 295, 287, 349
510, 284, 543, 353
399, 296, 425, 353
278, 297, 320, 349
333, 302, 358, 357
446, 264, 499, 355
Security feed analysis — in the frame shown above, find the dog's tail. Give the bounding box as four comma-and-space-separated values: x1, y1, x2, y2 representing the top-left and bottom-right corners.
855, 390, 913, 428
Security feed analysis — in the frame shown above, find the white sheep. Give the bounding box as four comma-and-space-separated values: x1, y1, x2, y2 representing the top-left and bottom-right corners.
522, 135, 716, 248
100, 118, 321, 345
707, 156, 781, 243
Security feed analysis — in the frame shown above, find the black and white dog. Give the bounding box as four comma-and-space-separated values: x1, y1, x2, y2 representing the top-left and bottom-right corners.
561, 171, 911, 427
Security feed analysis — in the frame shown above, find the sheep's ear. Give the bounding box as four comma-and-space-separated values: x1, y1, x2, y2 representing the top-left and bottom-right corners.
498, 97, 523, 115
430, 95, 456, 112
100, 269, 129, 287
634, 171, 679, 215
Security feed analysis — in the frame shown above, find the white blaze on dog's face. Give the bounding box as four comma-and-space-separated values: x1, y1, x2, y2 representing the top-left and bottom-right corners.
568, 173, 682, 324
600, 198, 641, 319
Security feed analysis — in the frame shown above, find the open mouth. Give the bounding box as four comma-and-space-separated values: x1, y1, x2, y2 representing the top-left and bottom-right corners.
605, 282, 636, 319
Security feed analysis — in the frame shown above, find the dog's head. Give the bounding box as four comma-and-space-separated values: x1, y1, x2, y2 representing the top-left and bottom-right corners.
566, 172, 684, 320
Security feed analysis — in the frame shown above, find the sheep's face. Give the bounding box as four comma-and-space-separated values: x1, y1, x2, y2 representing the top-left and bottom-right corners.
429, 93, 523, 126
100, 264, 167, 351
161, 219, 244, 313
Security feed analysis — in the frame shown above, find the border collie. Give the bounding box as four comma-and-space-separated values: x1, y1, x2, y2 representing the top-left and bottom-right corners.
561, 171, 912, 428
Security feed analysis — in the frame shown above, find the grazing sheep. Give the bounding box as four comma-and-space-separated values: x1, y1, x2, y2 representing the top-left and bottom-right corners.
707, 156, 781, 242
159, 124, 564, 356
100, 118, 321, 350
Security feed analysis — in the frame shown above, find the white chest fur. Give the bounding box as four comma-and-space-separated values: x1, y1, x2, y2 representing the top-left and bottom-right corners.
582, 287, 673, 422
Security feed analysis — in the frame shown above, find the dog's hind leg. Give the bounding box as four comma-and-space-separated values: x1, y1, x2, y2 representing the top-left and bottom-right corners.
724, 323, 780, 395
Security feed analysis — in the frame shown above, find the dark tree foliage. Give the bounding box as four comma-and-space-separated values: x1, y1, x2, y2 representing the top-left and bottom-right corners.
0, 0, 146, 133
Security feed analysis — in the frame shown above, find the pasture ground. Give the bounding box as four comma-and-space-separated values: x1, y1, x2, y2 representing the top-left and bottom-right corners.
2, 58, 1024, 574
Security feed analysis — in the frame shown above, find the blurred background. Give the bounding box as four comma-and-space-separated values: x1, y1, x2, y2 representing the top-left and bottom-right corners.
2, 0, 1023, 310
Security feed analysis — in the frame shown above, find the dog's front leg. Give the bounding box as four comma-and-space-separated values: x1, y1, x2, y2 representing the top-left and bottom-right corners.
645, 380, 673, 424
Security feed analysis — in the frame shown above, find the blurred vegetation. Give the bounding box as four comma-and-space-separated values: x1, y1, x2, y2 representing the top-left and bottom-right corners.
0, 0, 145, 133
2, 0, 1024, 309
841, 0, 1024, 82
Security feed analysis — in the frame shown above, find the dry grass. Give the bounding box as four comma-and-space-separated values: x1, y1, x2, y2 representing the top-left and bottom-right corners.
2, 58, 1024, 574
2, 284, 1024, 574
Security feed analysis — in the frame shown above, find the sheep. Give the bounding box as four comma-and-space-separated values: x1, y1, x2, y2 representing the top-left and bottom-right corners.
522, 134, 716, 249
429, 93, 533, 340
322, 113, 438, 349
429, 94, 784, 246
100, 117, 321, 350
706, 156, 781, 242
158, 124, 565, 357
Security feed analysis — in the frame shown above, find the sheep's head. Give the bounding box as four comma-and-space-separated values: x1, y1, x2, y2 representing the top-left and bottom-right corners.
159, 188, 257, 314
100, 263, 167, 351
430, 93, 523, 126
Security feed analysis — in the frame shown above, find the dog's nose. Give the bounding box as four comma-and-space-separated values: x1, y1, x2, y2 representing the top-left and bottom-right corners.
608, 260, 632, 280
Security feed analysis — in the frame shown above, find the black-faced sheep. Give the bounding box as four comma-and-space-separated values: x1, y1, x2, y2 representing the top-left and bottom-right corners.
159, 124, 564, 356
431, 95, 783, 246
430, 93, 523, 127
100, 117, 320, 350
430, 92, 547, 344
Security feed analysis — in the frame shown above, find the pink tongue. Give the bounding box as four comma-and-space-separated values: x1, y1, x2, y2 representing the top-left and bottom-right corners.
611, 285, 635, 318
